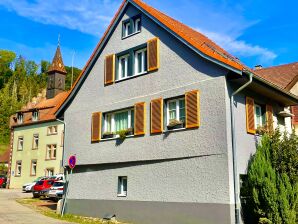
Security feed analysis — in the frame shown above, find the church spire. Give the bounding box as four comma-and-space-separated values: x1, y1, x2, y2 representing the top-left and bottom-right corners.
47, 43, 67, 74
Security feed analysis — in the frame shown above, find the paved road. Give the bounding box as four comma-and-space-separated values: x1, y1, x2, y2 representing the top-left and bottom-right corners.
0, 189, 71, 224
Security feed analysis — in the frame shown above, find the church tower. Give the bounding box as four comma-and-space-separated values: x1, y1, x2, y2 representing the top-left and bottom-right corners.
46, 44, 67, 99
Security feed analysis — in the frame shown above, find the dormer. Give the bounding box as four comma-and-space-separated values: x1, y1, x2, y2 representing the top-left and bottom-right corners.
32, 110, 39, 122
17, 112, 23, 124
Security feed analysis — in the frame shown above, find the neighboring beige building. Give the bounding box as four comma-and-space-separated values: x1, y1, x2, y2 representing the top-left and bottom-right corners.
255, 62, 298, 133
8, 45, 68, 188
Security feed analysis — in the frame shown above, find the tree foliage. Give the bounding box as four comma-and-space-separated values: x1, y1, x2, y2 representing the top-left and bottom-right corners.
241, 131, 298, 224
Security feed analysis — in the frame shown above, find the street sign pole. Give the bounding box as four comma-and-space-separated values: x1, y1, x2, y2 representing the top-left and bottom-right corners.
61, 155, 76, 217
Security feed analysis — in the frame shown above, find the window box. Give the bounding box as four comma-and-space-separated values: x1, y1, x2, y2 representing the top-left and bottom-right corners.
167, 120, 184, 130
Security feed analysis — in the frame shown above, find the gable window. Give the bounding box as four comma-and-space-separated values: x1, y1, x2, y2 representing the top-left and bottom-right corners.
118, 176, 127, 197
17, 136, 24, 151
15, 161, 22, 176
117, 54, 129, 80
122, 16, 141, 38
32, 111, 39, 121
103, 108, 134, 138
17, 113, 23, 124
134, 48, 147, 75
32, 134, 39, 149
46, 144, 57, 160
31, 160, 37, 176
47, 126, 58, 135
166, 97, 186, 130
254, 104, 266, 128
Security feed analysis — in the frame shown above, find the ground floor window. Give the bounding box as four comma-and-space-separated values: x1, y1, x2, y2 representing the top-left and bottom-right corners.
15, 161, 22, 176
31, 160, 37, 176
45, 168, 54, 177
254, 104, 266, 128
118, 176, 127, 197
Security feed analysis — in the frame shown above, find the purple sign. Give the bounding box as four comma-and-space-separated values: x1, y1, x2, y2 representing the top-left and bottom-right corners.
68, 155, 76, 169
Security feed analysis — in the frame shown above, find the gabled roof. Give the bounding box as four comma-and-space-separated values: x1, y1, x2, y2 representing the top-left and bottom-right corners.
11, 91, 69, 128
48, 45, 67, 74
254, 62, 298, 91
55, 0, 298, 115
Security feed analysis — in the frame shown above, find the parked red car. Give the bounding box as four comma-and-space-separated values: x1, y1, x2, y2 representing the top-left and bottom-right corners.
32, 179, 55, 198
0, 175, 6, 188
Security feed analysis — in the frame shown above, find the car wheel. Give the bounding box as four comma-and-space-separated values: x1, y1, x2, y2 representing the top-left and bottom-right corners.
33, 194, 39, 198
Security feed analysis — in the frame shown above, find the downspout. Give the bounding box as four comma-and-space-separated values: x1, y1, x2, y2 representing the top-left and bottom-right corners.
230, 70, 253, 224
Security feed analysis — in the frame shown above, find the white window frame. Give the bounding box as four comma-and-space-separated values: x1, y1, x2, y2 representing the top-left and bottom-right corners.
46, 168, 54, 177
254, 104, 263, 128
104, 109, 134, 135
16, 161, 22, 176
134, 48, 147, 75
117, 54, 129, 80
47, 126, 58, 135
17, 136, 24, 150
118, 176, 127, 197
166, 97, 185, 125
46, 144, 57, 160
17, 113, 23, 124
31, 160, 37, 176
33, 134, 39, 149
134, 18, 141, 32
123, 22, 131, 37
32, 111, 39, 121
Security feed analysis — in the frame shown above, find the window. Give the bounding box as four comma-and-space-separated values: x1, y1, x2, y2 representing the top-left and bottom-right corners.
31, 160, 37, 176
61, 131, 64, 146
32, 134, 39, 149
47, 126, 58, 135
122, 16, 141, 38
166, 98, 186, 128
103, 108, 134, 138
118, 176, 127, 196
254, 104, 266, 128
32, 111, 39, 121
117, 54, 129, 80
123, 21, 131, 37
15, 161, 22, 176
17, 136, 24, 150
46, 144, 57, 160
45, 168, 54, 177
134, 17, 141, 32
134, 48, 147, 75
17, 113, 23, 124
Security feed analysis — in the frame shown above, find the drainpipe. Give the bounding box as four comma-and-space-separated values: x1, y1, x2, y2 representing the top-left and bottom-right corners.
230, 70, 253, 224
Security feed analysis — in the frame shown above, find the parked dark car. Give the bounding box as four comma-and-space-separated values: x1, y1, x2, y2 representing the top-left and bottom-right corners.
32, 179, 55, 198
0, 175, 7, 188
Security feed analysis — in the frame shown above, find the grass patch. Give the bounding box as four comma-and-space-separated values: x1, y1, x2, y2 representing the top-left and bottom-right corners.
16, 198, 127, 224
0, 143, 8, 157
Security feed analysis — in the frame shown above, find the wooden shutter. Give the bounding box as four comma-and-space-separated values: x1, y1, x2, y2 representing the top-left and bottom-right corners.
134, 102, 146, 135
104, 54, 115, 85
147, 37, 160, 71
291, 105, 298, 124
91, 112, 102, 142
185, 90, 200, 128
266, 104, 274, 132
246, 97, 255, 134
151, 98, 163, 133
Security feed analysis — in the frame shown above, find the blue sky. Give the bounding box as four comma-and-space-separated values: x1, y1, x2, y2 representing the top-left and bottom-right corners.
0, 0, 297, 69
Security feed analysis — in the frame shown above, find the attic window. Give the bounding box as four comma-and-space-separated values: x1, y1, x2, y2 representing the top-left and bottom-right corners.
17, 113, 23, 124
122, 15, 141, 38
32, 111, 39, 122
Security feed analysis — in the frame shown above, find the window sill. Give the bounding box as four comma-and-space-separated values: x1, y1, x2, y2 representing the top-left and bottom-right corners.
163, 127, 186, 133
15, 175, 21, 177
30, 174, 36, 177
122, 30, 141, 40
115, 72, 148, 83
17, 149, 23, 151
117, 194, 127, 197
32, 148, 38, 150
45, 158, 56, 161
101, 135, 134, 141
47, 133, 58, 136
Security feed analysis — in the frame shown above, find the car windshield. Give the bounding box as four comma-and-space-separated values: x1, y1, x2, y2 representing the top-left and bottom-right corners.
36, 181, 44, 185
53, 182, 64, 187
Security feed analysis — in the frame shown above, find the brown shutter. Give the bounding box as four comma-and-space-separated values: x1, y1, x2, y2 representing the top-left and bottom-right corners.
246, 97, 255, 134
104, 54, 115, 85
151, 98, 163, 133
291, 105, 298, 124
185, 90, 200, 128
91, 112, 102, 142
147, 37, 160, 72
266, 104, 274, 132
134, 102, 146, 136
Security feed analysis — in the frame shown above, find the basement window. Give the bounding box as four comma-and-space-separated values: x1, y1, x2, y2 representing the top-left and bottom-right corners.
118, 176, 127, 197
